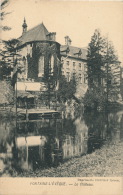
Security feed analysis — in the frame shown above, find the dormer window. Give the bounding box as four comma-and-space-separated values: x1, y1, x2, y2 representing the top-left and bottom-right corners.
78, 49, 82, 57
74, 49, 82, 57
66, 47, 70, 55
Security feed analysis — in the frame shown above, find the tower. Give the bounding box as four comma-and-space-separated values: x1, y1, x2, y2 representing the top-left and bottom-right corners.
22, 18, 27, 35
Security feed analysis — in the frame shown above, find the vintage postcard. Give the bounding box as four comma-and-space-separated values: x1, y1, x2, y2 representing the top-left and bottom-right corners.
0, 0, 123, 195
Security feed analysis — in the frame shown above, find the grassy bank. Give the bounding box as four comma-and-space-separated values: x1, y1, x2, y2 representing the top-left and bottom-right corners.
10, 142, 123, 177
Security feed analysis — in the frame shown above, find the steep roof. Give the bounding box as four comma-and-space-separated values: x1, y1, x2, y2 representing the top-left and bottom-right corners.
60, 45, 87, 60
18, 23, 49, 46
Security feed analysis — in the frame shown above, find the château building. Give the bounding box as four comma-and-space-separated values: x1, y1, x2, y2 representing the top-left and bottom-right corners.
15, 19, 61, 92
12, 19, 88, 103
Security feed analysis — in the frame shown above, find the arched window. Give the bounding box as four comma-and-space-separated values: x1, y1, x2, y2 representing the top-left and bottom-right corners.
50, 55, 54, 75
38, 56, 44, 77
23, 56, 27, 79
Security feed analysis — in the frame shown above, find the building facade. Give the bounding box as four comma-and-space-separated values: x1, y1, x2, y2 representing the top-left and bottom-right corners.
60, 36, 88, 97
13, 19, 88, 99
14, 19, 61, 92
60, 36, 87, 84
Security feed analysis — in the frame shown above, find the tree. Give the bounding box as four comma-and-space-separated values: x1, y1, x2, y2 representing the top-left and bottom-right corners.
87, 29, 106, 88
0, 0, 11, 31
57, 75, 77, 102
0, 39, 21, 83
86, 29, 120, 110
103, 39, 120, 102
121, 78, 123, 100
83, 86, 106, 111
0, 39, 22, 106
0, 1, 19, 82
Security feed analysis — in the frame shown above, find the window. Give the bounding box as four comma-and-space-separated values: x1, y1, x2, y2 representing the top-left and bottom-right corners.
79, 74, 82, 83
38, 56, 44, 77
66, 72, 70, 82
84, 74, 87, 84
50, 55, 54, 75
84, 64, 87, 72
23, 56, 27, 78
79, 63, 82, 70
73, 62, 76, 69
66, 61, 70, 70
79, 146, 82, 152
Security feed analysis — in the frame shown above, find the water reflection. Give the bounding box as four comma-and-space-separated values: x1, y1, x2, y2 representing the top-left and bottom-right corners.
0, 110, 123, 175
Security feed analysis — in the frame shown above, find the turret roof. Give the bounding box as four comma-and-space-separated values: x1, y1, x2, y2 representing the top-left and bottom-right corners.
18, 23, 49, 46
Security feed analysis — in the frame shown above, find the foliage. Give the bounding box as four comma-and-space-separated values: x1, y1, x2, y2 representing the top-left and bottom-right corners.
83, 86, 106, 111
86, 29, 120, 109
0, 0, 11, 31
103, 40, 119, 102
87, 29, 106, 87
121, 78, 123, 100
57, 75, 77, 102
0, 80, 15, 105
5, 81, 15, 104
0, 39, 21, 83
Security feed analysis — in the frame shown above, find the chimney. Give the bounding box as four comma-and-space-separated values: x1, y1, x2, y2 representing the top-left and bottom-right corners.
65, 36, 72, 46
47, 32, 56, 41
50, 32, 56, 41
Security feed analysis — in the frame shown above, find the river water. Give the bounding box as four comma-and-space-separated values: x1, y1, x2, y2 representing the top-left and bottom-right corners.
0, 109, 123, 175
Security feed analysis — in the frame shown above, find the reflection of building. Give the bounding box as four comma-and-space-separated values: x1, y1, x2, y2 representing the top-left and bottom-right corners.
62, 117, 88, 159
15, 135, 47, 170
1, 110, 123, 174
62, 133, 88, 159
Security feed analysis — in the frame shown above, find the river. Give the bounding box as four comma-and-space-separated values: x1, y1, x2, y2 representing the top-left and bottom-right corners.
0, 109, 123, 175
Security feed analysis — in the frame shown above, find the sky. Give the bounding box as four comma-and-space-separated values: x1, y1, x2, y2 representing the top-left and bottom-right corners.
1, 0, 123, 65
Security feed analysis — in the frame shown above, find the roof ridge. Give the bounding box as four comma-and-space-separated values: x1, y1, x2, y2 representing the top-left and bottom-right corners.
19, 22, 49, 39
61, 45, 87, 50
27, 22, 48, 33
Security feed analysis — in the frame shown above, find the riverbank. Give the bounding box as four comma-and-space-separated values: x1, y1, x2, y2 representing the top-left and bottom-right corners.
4, 141, 122, 177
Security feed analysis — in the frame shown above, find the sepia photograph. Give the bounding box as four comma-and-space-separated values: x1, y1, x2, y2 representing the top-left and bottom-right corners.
0, 0, 123, 194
